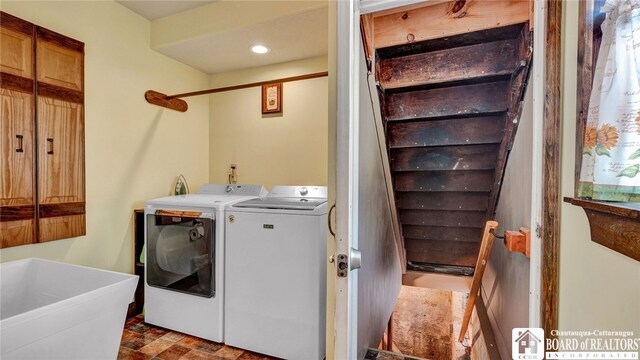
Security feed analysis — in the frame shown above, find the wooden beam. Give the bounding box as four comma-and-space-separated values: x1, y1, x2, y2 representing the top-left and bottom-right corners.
361, 13, 375, 70
458, 220, 499, 343
373, 0, 530, 49
574, 0, 595, 196
542, 0, 562, 339
487, 25, 533, 218
368, 0, 451, 18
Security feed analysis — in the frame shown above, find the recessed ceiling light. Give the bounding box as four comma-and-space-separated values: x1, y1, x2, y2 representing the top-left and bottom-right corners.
251, 45, 270, 54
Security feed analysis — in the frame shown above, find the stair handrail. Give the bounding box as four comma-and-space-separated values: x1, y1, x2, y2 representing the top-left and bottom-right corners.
458, 220, 499, 343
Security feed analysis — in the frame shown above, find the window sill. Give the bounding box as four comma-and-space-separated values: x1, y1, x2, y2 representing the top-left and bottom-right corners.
564, 197, 640, 262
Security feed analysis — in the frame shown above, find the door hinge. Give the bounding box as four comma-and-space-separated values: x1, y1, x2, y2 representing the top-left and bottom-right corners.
535, 224, 542, 238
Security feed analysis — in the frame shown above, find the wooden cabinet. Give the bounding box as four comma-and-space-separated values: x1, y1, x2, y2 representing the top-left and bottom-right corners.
0, 12, 85, 248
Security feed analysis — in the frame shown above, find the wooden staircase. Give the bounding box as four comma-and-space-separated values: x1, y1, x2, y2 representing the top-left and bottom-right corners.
373, 23, 532, 272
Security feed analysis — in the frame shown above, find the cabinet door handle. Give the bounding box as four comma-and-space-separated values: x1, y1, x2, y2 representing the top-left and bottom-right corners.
328, 203, 336, 237
16, 135, 24, 153
47, 138, 54, 155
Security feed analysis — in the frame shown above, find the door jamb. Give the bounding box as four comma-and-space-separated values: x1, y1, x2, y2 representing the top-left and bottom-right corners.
541, 0, 562, 336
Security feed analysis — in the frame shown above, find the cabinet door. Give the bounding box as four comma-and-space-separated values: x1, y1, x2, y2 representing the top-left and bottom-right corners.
0, 88, 35, 247
37, 96, 84, 242
1, 27, 33, 79
35, 26, 85, 243
36, 40, 82, 91
0, 12, 36, 248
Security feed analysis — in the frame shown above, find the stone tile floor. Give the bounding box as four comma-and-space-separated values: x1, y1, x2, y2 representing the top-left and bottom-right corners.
364, 349, 426, 360
118, 315, 280, 360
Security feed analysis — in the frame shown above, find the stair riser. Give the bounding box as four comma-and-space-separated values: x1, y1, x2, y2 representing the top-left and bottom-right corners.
405, 239, 480, 267
379, 39, 518, 90
391, 144, 500, 171
396, 191, 489, 211
385, 81, 509, 121
394, 170, 494, 192
403, 226, 483, 243
400, 210, 485, 228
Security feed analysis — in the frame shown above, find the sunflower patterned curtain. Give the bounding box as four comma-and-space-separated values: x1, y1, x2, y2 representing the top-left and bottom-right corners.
579, 0, 640, 201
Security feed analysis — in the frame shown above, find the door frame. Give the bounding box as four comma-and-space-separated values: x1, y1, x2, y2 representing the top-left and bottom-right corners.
332, 0, 563, 355
540, 0, 562, 336
334, 0, 360, 358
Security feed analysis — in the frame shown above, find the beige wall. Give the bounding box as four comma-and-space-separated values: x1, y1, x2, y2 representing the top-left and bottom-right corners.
208, 56, 328, 190
0, 1, 210, 273
482, 84, 533, 359
559, 1, 640, 333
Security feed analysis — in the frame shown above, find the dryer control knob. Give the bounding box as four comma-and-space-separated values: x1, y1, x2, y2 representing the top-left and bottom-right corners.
299, 187, 308, 196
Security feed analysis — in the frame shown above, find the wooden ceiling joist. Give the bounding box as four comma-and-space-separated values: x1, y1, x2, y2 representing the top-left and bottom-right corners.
363, 0, 532, 54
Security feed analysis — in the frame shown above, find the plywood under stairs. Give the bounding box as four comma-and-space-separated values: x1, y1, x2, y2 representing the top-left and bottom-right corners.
366, 286, 500, 360
365, 287, 466, 360
374, 23, 532, 271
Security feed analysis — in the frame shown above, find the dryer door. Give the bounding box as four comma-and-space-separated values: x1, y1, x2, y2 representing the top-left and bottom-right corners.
146, 213, 215, 297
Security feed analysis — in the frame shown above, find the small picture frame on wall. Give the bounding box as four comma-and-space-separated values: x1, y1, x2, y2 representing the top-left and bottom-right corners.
262, 83, 282, 114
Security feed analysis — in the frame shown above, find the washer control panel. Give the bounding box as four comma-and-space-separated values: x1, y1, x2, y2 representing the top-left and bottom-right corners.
268, 186, 326, 198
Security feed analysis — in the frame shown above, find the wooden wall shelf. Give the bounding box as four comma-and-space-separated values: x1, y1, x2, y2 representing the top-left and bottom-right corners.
564, 197, 640, 262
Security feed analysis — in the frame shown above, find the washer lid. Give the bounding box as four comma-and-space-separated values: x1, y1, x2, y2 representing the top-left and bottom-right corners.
233, 197, 327, 210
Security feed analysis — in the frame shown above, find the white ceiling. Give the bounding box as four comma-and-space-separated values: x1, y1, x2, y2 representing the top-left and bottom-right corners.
116, 1, 218, 20
116, 0, 328, 74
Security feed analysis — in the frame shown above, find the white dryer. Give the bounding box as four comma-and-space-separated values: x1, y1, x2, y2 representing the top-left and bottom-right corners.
225, 186, 327, 360
144, 184, 266, 342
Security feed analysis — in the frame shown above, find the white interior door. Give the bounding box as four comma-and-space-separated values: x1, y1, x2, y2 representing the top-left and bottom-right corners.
334, 1, 402, 358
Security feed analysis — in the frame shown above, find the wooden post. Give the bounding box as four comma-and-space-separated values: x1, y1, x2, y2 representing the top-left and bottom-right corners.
542, 0, 562, 338
458, 220, 499, 343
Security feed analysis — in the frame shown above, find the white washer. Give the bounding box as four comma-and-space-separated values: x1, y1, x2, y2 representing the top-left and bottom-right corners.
144, 184, 266, 342
225, 185, 327, 360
